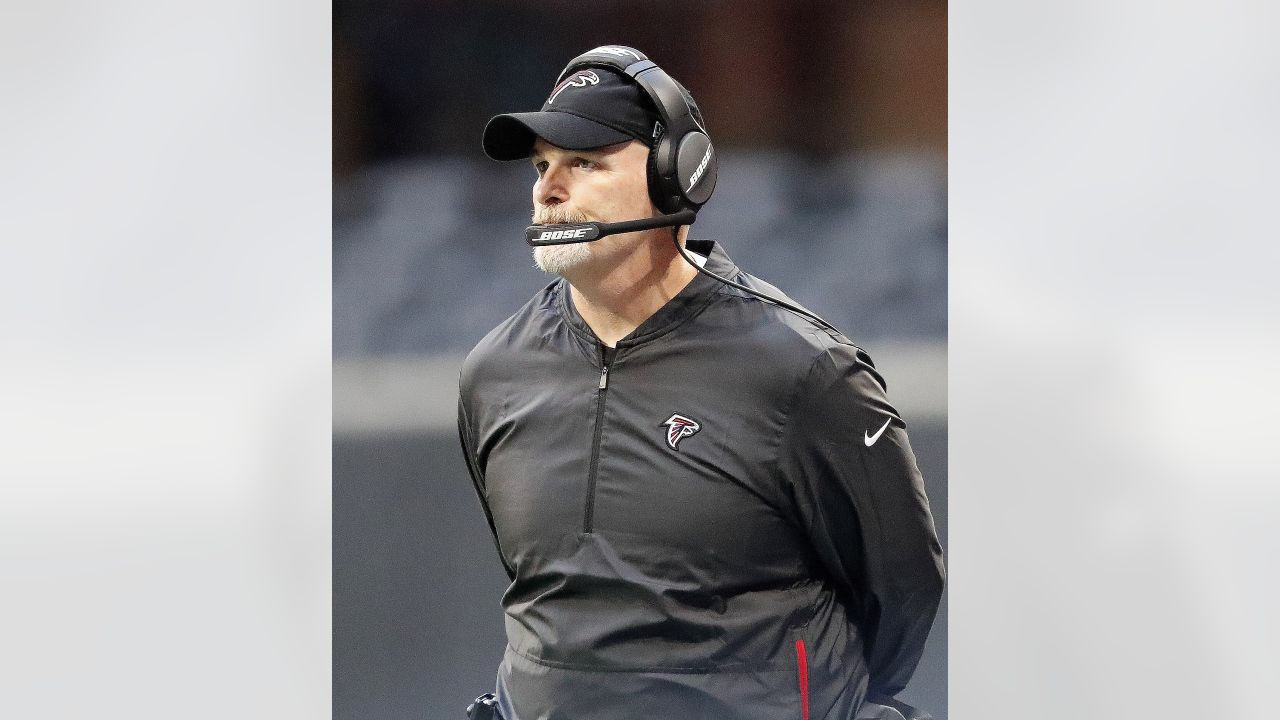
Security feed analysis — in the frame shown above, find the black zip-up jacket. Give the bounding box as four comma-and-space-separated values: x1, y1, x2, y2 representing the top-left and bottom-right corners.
457, 240, 945, 720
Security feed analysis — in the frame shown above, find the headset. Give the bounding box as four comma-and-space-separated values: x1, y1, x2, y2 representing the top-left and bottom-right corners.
559, 45, 716, 214
524, 45, 839, 335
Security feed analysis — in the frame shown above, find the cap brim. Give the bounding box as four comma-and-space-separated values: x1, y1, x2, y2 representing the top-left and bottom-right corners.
482, 111, 635, 161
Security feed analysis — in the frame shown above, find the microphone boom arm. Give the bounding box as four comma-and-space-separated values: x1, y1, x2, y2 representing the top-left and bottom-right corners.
526, 209, 697, 246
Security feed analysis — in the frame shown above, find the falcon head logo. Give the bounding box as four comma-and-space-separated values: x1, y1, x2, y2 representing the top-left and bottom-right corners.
661, 413, 701, 450
547, 70, 600, 104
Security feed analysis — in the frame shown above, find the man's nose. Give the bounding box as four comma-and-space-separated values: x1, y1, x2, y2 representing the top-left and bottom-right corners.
533, 163, 570, 206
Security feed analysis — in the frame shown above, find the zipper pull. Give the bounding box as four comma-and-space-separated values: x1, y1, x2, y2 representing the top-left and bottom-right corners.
598, 365, 609, 389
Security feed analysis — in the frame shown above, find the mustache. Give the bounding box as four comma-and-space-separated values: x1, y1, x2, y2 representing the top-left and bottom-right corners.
531, 206, 591, 225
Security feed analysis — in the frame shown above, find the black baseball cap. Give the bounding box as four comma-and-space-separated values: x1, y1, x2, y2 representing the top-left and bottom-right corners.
482, 67, 662, 161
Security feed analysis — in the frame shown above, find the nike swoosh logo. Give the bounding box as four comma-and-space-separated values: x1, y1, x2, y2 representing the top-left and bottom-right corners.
864, 418, 892, 447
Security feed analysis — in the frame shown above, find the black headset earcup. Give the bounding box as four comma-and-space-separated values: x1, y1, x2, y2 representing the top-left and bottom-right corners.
648, 132, 716, 213
647, 136, 682, 214
674, 132, 716, 208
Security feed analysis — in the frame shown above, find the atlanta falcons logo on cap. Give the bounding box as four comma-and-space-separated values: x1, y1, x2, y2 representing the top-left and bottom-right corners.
547, 70, 600, 104
661, 413, 701, 450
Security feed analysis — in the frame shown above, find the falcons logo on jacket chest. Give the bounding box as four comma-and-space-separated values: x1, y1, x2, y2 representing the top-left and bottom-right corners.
661, 413, 701, 450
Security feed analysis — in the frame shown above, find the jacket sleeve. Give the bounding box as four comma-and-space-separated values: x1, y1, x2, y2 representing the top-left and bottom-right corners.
778, 342, 944, 699
457, 393, 517, 582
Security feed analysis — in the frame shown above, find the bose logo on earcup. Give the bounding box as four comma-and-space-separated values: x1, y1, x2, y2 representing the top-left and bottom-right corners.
688, 144, 714, 189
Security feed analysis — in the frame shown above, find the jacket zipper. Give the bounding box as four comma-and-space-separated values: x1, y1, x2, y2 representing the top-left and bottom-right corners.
582, 360, 611, 533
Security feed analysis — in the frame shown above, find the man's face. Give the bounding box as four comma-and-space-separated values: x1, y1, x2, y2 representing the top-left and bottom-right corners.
529, 138, 656, 276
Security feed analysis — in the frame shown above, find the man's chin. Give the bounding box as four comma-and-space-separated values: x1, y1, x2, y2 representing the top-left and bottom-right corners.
532, 243, 594, 276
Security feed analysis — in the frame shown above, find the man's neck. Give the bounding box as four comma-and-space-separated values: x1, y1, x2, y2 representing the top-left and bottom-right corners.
566, 237, 700, 348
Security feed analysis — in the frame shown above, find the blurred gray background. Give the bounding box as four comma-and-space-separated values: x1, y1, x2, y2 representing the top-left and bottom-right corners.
332, 2, 947, 718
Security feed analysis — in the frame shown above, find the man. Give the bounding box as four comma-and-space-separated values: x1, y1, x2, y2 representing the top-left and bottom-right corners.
458, 46, 944, 720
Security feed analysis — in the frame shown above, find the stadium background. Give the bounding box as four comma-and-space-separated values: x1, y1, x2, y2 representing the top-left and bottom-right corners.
332, 2, 948, 718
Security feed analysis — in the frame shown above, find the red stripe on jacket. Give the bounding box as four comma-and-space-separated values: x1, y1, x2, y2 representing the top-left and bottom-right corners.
795, 639, 810, 720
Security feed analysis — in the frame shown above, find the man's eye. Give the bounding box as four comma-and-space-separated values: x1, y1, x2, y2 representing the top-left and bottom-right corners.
534, 162, 548, 175
573, 158, 597, 170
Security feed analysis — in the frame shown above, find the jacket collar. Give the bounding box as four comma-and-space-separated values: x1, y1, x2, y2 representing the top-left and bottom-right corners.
556, 239, 738, 351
